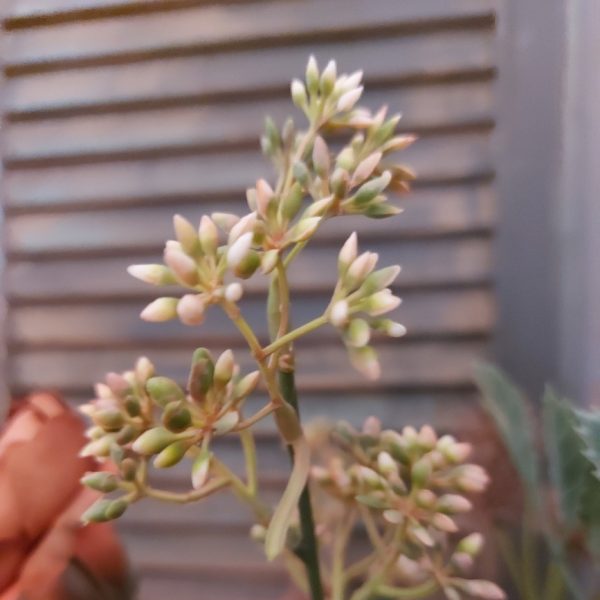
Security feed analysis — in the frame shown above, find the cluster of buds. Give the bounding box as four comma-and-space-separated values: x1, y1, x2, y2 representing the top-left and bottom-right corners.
327, 232, 405, 379
310, 417, 504, 599
79, 350, 260, 520
286, 56, 416, 219
128, 213, 248, 325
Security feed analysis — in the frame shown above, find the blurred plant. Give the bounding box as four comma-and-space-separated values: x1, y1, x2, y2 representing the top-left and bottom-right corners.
0, 393, 132, 600
79, 56, 503, 600
475, 364, 600, 600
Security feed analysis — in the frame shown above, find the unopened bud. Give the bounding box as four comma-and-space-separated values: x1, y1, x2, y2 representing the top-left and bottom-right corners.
199, 215, 219, 255
365, 289, 402, 316
320, 60, 337, 96
438, 494, 472, 514
94, 409, 125, 432
338, 232, 358, 273
214, 349, 235, 384
312, 136, 330, 177
233, 370, 261, 400
255, 179, 275, 219
383, 509, 403, 524
345, 318, 370, 347
164, 246, 198, 286
352, 152, 382, 187
337, 86, 363, 112
127, 264, 176, 286
396, 555, 424, 583
352, 171, 392, 206
431, 513, 458, 533
349, 346, 380, 380
132, 427, 183, 456
455, 465, 490, 493
81, 472, 119, 493
146, 376, 185, 407
154, 439, 192, 468
408, 524, 434, 547
291, 79, 308, 110
227, 232, 253, 270
411, 457, 431, 487
444, 442, 472, 463
80, 436, 113, 458
120, 458, 138, 481
458, 533, 485, 557
250, 524, 267, 542
288, 217, 321, 243
212, 212, 240, 233
346, 251, 378, 288
162, 402, 192, 432
361, 265, 401, 295
293, 161, 310, 187
382, 134, 417, 153
233, 250, 260, 279
281, 183, 304, 221
177, 294, 206, 326
451, 552, 474, 573
305, 55, 319, 94
261, 249, 279, 274
213, 411, 240, 435
415, 489, 437, 509
191, 448, 211, 489
188, 348, 214, 400
140, 297, 178, 322
173, 214, 200, 255
331, 167, 349, 198
418, 425, 438, 450
330, 300, 349, 327
224, 282, 244, 303
135, 356, 154, 382
362, 415, 382, 436
228, 212, 257, 244
377, 451, 397, 476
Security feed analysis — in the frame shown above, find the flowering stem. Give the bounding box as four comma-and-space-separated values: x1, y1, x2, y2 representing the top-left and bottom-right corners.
279, 368, 324, 600
263, 315, 328, 357
239, 428, 258, 496
142, 477, 230, 504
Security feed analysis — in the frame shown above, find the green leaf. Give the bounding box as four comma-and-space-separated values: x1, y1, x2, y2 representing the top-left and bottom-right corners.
474, 364, 539, 496
542, 387, 589, 528
575, 408, 600, 481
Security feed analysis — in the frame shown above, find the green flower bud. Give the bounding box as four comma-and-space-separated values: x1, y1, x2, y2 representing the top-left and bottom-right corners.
360, 265, 401, 295
162, 401, 192, 432
345, 318, 371, 348
336, 147, 355, 171
415, 489, 437, 509
234, 249, 260, 279
291, 79, 308, 110
457, 533, 485, 557
94, 409, 125, 432
124, 396, 141, 417
364, 202, 402, 219
81, 499, 112, 523
188, 348, 214, 401
377, 451, 397, 476
213, 410, 240, 435
305, 55, 320, 95
105, 498, 129, 520
153, 439, 192, 468
191, 448, 212, 489
127, 264, 178, 286
132, 427, 181, 455
330, 167, 349, 198
81, 472, 119, 493
140, 297, 178, 322
261, 249, 279, 275
120, 458, 138, 481
293, 161, 310, 187
351, 171, 392, 207
233, 370, 260, 401
338, 232, 358, 274
320, 60, 337, 96
281, 182, 304, 221
116, 424, 138, 444
146, 376, 185, 407
437, 494, 472, 514
372, 115, 401, 146
199, 215, 219, 256
411, 457, 431, 487
80, 436, 113, 458
312, 136, 330, 177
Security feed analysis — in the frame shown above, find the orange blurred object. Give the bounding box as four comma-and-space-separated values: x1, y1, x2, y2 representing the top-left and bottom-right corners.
0, 393, 131, 600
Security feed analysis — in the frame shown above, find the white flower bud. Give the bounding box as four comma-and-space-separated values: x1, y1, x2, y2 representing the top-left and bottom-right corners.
199, 215, 218, 255
383, 509, 403, 524
334, 70, 363, 96
418, 425, 438, 449
173, 214, 200, 255
377, 451, 397, 476
163, 246, 198, 286
255, 178, 274, 219
351, 152, 382, 187
225, 282, 244, 303
135, 356, 155, 382
261, 249, 279, 274
365, 289, 402, 316
127, 264, 176, 286
312, 136, 330, 176
214, 349, 235, 384
140, 297, 178, 322
338, 232, 358, 272
444, 442, 472, 463
177, 294, 206, 325
438, 494, 473, 514
212, 212, 240, 233
305, 55, 319, 94
291, 79, 308, 109
288, 216, 322, 243
431, 513, 458, 533
345, 318, 371, 347
228, 212, 257, 244
330, 300, 349, 327
346, 251, 378, 288
320, 59, 337, 96
396, 555, 424, 583
382, 134, 417, 153
386, 321, 407, 337
337, 86, 363, 112
362, 415, 381, 436
349, 346, 381, 380
227, 232, 253, 270
455, 465, 490, 493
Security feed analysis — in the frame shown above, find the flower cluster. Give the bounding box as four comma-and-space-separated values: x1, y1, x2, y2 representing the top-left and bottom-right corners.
327, 232, 406, 379
80, 351, 260, 521
309, 417, 504, 599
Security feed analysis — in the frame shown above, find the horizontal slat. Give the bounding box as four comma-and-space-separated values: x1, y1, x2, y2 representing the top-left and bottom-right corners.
4, 132, 493, 210
6, 236, 493, 301
8, 288, 494, 348
3, 82, 494, 163
6, 184, 495, 255
4, 30, 495, 116
3, 0, 495, 70
8, 339, 489, 391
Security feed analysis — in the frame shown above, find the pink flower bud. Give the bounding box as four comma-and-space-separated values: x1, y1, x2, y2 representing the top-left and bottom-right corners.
337, 86, 363, 112
177, 294, 206, 326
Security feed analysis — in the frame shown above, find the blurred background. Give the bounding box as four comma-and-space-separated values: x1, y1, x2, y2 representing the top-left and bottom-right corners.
0, 0, 598, 598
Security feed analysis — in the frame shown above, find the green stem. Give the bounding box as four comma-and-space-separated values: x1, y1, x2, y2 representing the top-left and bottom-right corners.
239, 428, 258, 496
280, 369, 324, 600
263, 315, 328, 356
142, 477, 230, 504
